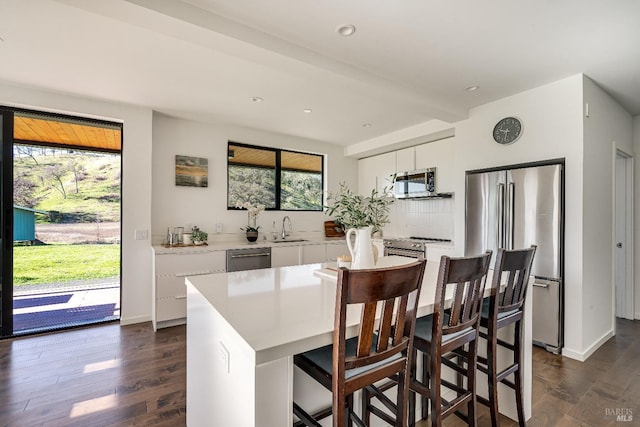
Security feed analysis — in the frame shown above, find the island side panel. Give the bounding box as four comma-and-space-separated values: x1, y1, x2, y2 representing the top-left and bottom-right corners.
256, 357, 294, 426
187, 281, 257, 427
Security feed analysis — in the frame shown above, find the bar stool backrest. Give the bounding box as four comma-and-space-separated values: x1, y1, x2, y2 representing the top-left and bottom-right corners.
334, 259, 426, 378
491, 245, 537, 317
434, 251, 492, 346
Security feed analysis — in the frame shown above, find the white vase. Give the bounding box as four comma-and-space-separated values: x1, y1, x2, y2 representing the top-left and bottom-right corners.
346, 225, 376, 269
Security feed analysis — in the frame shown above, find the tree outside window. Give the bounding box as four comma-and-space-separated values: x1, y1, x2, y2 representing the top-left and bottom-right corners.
227, 142, 323, 211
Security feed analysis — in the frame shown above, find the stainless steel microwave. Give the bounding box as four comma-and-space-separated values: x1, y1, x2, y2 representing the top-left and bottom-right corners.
394, 168, 436, 199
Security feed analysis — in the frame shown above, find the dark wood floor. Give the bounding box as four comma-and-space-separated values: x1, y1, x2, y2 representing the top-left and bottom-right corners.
1, 319, 638, 426
0, 322, 186, 427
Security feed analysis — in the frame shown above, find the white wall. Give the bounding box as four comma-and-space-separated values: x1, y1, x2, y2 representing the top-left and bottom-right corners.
452, 75, 585, 357
0, 81, 154, 325
151, 113, 358, 244
581, 76, 634, 355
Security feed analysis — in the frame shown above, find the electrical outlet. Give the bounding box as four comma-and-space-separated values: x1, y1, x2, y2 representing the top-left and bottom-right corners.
219, 341, 230, 373
216, 223, 223, 233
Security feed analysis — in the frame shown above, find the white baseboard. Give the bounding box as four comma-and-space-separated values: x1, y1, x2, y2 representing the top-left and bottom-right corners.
562, 329, 614, 361
635, 312, 640, 320
119, 314, 151, 326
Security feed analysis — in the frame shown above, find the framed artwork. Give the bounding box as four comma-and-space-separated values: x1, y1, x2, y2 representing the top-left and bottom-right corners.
175, 155, 208, 187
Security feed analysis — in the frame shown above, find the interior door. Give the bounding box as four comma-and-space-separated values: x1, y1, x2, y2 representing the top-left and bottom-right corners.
615, 151, 633, 320
0, 109, 14, 337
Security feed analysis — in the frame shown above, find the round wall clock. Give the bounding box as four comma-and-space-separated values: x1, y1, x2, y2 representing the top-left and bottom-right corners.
492, 117, 523, 145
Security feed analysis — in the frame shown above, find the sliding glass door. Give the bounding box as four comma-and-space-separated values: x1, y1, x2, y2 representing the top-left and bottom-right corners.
1, 107, 122, 337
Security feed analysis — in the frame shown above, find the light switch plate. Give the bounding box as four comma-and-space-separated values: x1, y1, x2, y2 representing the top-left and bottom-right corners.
135, 229, 148, 240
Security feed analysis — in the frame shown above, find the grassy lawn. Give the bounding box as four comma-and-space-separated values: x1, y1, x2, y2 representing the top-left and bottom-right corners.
13, 244, 120, 286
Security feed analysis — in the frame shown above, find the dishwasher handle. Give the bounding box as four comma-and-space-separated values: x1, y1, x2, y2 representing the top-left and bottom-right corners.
230, 252, 270, 259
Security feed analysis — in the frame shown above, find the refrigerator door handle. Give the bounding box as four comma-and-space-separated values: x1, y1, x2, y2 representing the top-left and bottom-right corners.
507, 182, 515, 250
496, 183, 505, 248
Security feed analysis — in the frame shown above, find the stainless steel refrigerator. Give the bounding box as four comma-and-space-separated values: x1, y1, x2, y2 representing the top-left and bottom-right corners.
465, 162, 564, 353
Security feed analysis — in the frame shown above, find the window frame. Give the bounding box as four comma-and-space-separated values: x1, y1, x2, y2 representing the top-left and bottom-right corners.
227, 141, 324, 212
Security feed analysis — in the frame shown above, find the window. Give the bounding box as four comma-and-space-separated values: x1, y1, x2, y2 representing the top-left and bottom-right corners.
227, 142, 323, 211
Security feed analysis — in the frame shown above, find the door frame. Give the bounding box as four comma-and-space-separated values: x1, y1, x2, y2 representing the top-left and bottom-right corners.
612, 146, 634, 324
1, 105, 123, 337
0, 108, 14, 337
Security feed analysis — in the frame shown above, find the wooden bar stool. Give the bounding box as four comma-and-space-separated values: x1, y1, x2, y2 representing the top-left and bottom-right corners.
408, 251, 492, 427
476, 245, 536, 427
293, 259, 427, 427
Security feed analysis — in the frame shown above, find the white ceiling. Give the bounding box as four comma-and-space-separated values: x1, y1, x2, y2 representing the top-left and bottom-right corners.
1, 0, 639, 146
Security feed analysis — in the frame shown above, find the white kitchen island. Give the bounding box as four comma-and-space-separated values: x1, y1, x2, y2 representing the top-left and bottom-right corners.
185, 256, 532, 427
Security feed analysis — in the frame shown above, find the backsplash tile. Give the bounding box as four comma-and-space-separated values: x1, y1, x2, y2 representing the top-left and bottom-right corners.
383, 198, 454, 239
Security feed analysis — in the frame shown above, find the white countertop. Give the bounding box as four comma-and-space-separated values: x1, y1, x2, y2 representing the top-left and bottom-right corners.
186, 256, 471, 365
153, 236, 349, 255
153, 235, 454, 255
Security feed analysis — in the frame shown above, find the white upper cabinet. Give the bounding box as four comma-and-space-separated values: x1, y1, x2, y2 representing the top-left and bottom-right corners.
395, 147, 415, 172
358, 151, 396, 196
415, 138, 455, 193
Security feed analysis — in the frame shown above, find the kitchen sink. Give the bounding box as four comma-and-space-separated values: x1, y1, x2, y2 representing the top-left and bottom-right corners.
273, 239, 308, 243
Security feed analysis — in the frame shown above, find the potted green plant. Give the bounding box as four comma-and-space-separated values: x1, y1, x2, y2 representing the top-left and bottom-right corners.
325, 182, 393, 269
191, 226, 208, 245
240, 225, 260, 242
325, 182, 393, 233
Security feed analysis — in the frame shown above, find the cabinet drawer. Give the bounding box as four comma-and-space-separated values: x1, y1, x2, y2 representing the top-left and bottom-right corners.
156, 250, 225, 276
156, 296, 186, 322
156, 276, 187, 299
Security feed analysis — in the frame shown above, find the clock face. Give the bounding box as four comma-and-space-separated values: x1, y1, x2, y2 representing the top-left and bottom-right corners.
493, 117, 523, 145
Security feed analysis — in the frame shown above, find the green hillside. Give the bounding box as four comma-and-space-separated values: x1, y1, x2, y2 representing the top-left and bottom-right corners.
14, 146, 121, 223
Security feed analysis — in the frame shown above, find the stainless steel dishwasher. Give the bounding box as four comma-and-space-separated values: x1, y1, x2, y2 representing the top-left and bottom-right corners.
226, 247, 271, 272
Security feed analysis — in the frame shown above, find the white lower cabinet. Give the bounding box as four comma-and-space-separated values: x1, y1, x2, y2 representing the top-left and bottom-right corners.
425, 245, 455, 263
326, 241, 349, 261
302, 244, 327, 264
271, 245, 301, 267
152, 249, 225, 330
274, 241, 349, 267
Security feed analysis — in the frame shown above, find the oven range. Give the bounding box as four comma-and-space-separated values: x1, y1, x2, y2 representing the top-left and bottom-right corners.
383, 237, 452, 259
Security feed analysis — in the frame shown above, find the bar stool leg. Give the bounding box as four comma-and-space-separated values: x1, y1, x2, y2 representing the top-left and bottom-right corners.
409, 350, 417, 426
513, 321, 525, 427
467, 341, 478, 427
487, 328, 500, 427
422, 351, 430, 422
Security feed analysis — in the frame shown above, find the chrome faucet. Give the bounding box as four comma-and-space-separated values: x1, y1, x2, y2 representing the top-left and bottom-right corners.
281, 216, 292, 239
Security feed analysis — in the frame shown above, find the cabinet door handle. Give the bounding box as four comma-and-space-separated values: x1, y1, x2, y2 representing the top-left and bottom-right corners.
532, 282, 549, 288
175, 295, 187, 300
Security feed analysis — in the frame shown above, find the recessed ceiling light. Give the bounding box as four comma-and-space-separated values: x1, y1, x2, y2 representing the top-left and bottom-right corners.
251, 96, 263, 103
303, 109, 312, 113
465, 85, 480, 92
337, 24, 356, 37
362, 123, 372, 128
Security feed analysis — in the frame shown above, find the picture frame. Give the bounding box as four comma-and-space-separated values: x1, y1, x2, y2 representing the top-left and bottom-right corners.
175, 155, 208, 187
